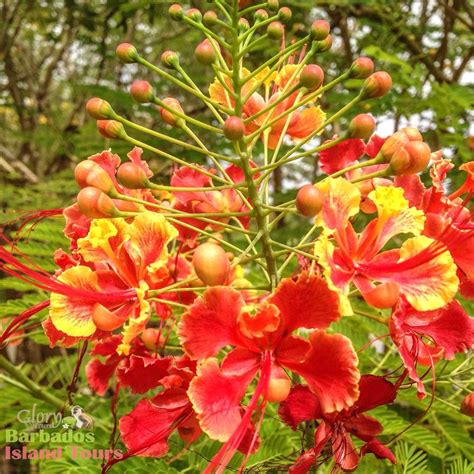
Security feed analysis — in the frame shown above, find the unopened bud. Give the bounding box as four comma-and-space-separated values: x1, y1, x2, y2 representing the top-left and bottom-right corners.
296, 184, 323, 217
278, 7, 292, 23
195, 39, 216, 65
254, 9, 269, 22
169, 4, 184, 21
223, 116, 245, 141
161, 50, 180, 69
130, 80, 154, 103
361, 71, 392, 99
77, 187, 120, 218
86, 98, 114, 120
96, 120, 127, 140
349, 57, 374, 79
160, 97, 185, 127
313, 34, 332, 53
348, 114, 376, 139
267, 21, 284, 40
238, 18, 250, 32
311, 20, 330, 40
389, 141, 431, 175
299, 64, 324, 90
186, 8, 202, 22
268, 0, 279, 11
461, 393, 474, 417
117, 162, 149, 189
203, 10, 218, 27
400, 127, 422, 142
116, 43, 139, 63
75, 160, 115, 194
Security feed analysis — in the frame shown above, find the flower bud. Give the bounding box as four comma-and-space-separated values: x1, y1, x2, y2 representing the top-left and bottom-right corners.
77, 187, 120, 218
278, 7, 292, 23
203, 10, 218, 27
223, 116, 245, 141
141, 328, 164, 351
168, 4, 184, 21
296, 184, 323, 217
348, 114, 376, 140
130, 80, 154, 103
75, 160, 115, 193
161, 50, 180, 69
299, 64, 324, 90
349, 57, 374, 79
115, 43, 139, 63
195, 39, 216, 65
254, 9, 269, 22
362, 282, 400, 309
238, 18, 250, 32
389, 141, 431, 175
311, 19, 330, 40
186, 8, 202, 22
313, 34, 332, 52
361, 71, 392, 99
193, 243, 230, 286
117, 162, 149, 189
267, 0, 279, 11
400, 126, 422, 142
86, 98, 114, 120
292, 22, 306, 38
96, 120, 127, 140
160, 97, 185, 127
267, 21, 284, 40
461, 393, 474, 417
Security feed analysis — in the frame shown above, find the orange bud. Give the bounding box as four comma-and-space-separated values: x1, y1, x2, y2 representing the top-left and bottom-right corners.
203, 10, 218, 26
223, 116, 245, 141
160, 97, 185, 127
96, 120, 127, 140
161, 50, 179, 69
267, 0, 279, 11
267, 21, 284, 40
117, 162, 149, 189
116, 43, 139, 63
130, 80, 154, 103
299, 65, 324, 90
348, 114, 376, 139
77, 187, 120, 218
141, 328, 164, 351
400, 126, 423, 142
195, 39, 216, 65
267, 366, 292, 403
349, 57, 374, 79
278, 7, 292, 23
314, 34, 332, 52
254, 9, 269, 21
311, 19, 330, 40
75, 160, 115, 193
238, 18, 250, 32
461, 393, 474, 417
193, 243, 230, 286
362, 282, 400, 309
296, 184, 323, 217
168, 4, 184, 21
362, 71, 392, 99
86, 98, 114, 119
186, 8, 202, 22
389, 141, 431, 175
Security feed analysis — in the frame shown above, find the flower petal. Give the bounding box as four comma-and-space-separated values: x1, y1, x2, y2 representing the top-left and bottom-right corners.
319, 139, 365, 175
86, 358, 118, 396
287, 107, 326, 140
355, 375, 397, 413
278, 385, 322, 430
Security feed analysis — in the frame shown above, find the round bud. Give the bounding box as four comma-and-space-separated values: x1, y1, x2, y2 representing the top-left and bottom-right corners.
77, 187, 119, 218
267, 366, 292, 403
350, 57, 375, 79
311, 19, 330, 40
254, 9, 269, 22
267, 0, 279, 11
296, 184, 323, 217
86, 98, 114, 120
348, 114, 376, 140
238, 18, 250, 32
362, 282, 400, 309
92, 304, 125, 332
168, 4, 184, 21
117, 162, 149, 189
75, 160, 115, 193
193, 243, 230, 286
278, 7, 292, 23
130, 80, 154, 103
267, 21, 284, 40
141, 328, 163, 351
361, 71, 392, 99
186, 8, 202, 22
203, 10, 218, 27
400, 126, 422, 142
160, 97, 185, 127
461, 393, 474, 417
314, 34, 332, 52
161, 50, 180, 69
299, 64, 324, 90
195, 39, 216, 65
389, 141, 431, 175
223, 116, 245, 141
96, 120, 127, 140
116, 43, 139, 63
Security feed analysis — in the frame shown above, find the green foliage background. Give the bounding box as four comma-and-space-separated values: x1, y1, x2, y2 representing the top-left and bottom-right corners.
0, 1, 473, 473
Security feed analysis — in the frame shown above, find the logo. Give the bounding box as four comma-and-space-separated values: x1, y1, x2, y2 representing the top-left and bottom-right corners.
70, 406, 94, 430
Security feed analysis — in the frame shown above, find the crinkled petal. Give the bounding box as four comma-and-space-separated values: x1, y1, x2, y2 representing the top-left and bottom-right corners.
278, 385, 322, 430
355, 375, 397, 413
287, 107, 326, 140
361, 439, 396, 464
319, 139, 365, 175
86, 358, 118, 396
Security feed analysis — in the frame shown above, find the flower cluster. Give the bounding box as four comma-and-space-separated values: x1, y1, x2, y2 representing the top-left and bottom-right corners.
1, 1, 472, 473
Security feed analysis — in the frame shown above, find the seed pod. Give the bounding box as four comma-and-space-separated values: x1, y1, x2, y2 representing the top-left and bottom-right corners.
77, 187, 120, 218
349, 57, 374, 79
96, 120, 127, 140
362, 282, 400, 309
299, 65, 324, 90
361, 71, 392, 99
117, 162, 149, 189
75, 160, 115, 193
311, 19, 330, 40
296, 184, 323, 217
192, 243, 230, 286
223, 116, 245, 141
195, 39, 216, 65
116, 43, 139, 63
348, 114, 376, 140
86, 98, 114, 120
130, 80, 154, 103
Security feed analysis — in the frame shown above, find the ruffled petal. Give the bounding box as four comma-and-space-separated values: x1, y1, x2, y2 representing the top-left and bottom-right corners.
355, 375, 397, 413
86, 358, 118, 396
319, 139, 365, 175
278, 385, 322, 430
287, 107, 326, 140
361, 439, 396, 464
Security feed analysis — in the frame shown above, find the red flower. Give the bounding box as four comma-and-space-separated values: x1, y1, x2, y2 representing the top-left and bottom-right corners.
279, 375, 397, 472
390, 298, 474, 398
